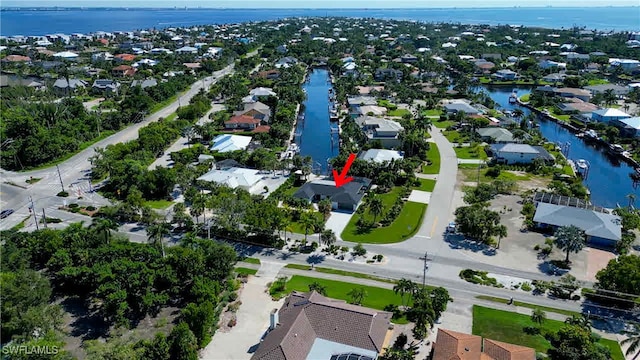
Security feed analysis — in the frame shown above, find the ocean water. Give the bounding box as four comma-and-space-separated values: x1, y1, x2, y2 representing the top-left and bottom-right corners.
0, 7, 639, 36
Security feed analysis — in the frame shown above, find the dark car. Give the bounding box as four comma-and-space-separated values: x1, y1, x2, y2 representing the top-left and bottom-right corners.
0, 209, 15, 219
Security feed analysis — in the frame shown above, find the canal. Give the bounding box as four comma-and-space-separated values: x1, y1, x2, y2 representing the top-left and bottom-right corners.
479, 85, 640, 208
295, 68, 339, 175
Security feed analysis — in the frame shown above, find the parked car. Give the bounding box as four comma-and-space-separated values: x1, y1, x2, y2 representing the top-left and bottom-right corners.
446, 221, 457, 233
0, 209, 15, 219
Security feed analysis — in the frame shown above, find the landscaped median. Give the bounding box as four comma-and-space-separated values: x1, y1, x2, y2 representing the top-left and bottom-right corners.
341, 187, 427, 243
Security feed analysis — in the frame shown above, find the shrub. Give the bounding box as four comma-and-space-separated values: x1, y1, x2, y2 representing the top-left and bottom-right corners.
521, 282, 533, 292
57, 191, 69, 197
533, 244, 540, 251
227, 292, 238, 302
86, 206, 97, 211
227, 318, 237, 327
523, 326, 541, 335
68, 203, 80, 208
352, 243, 367, 257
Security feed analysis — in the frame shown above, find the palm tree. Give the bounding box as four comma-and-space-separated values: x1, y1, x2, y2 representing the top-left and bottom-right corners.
147, 221, 170, 258
603, 88, 617, 106
282, 216, 293, 241
554, 225, 586, 263
368, 195, 384, 224
564, 314, 591, 330
319, 229, 337, 247
495, 224, 508, 249
621, 322, 640, 360
318, 198, 332, 220
393, 278, 416, 308
308, 281, 327, 295
301, 212, 317, 244
91, 217, 118, 244
347, 287, 367, 305
512, 108, 525, 119
531, 309, 546, 326
627, 193, 637, 209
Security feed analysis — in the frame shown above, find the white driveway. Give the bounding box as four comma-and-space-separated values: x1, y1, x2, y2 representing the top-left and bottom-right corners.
201, 261, 285, 360
324, 211, 353, 241
408, 190, 431, 204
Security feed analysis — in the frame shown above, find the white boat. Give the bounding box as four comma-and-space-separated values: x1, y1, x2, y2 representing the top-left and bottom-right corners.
576, 159, 588, 170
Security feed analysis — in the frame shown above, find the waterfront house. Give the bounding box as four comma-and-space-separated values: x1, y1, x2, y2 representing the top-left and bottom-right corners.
354, 105, 388, 117
275, 56, 298, 69
614, 117, 640, 137
342, 62, 359, 77
249, 87, 276, 97
347, 96, 378, 114
53, 78, 88, 96
432, 328, 535, 360
443, 100, 483, 116
492, 69, 518, 80
532, 202, 621, 247
591, 108, 631, 123
359, 149, 404, 164
196, 167, 262, 192
374, 68, 403, 82
543, 72, 567, 83
489, 143, 554, 165
251, 291, 391, 360
293, 177, 372, 212
355, 116, 404, 148
554, 87, 592, 102
474, 60, 496, 74
210, 134, 252, 153
556, 100, 599, 115
224, 115, 261, 130
234, 101, 271, 123
112, 65, 136, 77
583, 84, 629, 97
92, 79, 120, 95
476, 127, 516, 143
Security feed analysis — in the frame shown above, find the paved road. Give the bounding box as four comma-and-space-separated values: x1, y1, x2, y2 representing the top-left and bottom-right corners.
0, 64, 234, 231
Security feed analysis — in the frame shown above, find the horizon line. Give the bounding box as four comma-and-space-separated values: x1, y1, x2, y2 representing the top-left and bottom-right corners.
2, 5, 639, 9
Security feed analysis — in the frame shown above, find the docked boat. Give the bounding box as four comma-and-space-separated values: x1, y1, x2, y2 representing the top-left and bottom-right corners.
508, 90, 518, 103
608, 144, 625, 155
576, 159, 588, 170
583, 129, 598, 142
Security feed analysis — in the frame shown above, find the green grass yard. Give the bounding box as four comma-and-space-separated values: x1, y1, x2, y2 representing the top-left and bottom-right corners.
413, 178, 436, 192
421, 144, 441, 174
284, 265, 396, 284
433, 120, 454, 129
454, 145, 488, 160
290, 211, 325, 235
273, 275, 409, 324
422, 109, 442, 117
443, 130, 468, 144
475, 296, 580, 317
387, 108, 411, 117
341, 196, 427, 244
235, 267, 258, 276
144, 199, 174, 209
473, 306, 623, 359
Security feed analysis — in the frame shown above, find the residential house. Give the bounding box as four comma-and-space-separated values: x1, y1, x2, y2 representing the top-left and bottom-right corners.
474, 60, 496, 74
482, 53, 502, 61
489, 143, 555, 164
533, 202, 621, 247
355, 105, 388, 117
275, 56, 298, 69
355, 116, 404, 148
432, 328, 535, 360
347, 96, 378, 114
539, 59, 567, 69
196, 167, 262, 192
205, 47, 223, 58
114, 53, 136, 62
2, 55, 31, 63
132, 59, 158, 68
342, 62, 358, 77
52, 51, 79, 60
234, 101, 271, 123
492, 69, 518, 80
210, 134, 252, 153
374, 68, 403, 82
359, 149, 404, 164
476, 127, 516, 143
583, 84, 629, 96
609, 58, 640, 73
614, 117, 640, 137
0, 73, 45, 90
443, 100, 482, 115
255, 69, 280, 80
224, 115, 261, 130
91, 52, 113, 62
131, 78, 158, 89
112, 65, 136, 77
251, 291, 391, 360
293, 178, 373, 212
175, 46, 198, 55
92, 79, 120, 95
249, 87, 276, 97
53, 78, 88, 96
400, 54, 418, 64
554, 87, 592, 102
543, 72, 567, 83
556, 100, 599, 115
591, 108, 631, 123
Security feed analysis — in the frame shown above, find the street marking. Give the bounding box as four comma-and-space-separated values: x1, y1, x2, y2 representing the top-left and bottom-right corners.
430, 216, 438, 237
415, 235, 431, 239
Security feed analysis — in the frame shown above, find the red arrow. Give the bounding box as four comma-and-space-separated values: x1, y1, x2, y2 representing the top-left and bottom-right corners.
332, 153, 356, 188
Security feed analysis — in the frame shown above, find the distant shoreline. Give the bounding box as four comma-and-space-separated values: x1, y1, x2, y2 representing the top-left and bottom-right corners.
1, 6, 639, 11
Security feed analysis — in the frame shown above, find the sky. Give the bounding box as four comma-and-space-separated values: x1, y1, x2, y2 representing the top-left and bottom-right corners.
3, 0, 639, 7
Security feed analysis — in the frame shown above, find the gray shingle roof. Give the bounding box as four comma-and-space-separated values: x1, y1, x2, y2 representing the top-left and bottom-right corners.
293, 177, 372, 207
533, 203, 621, 241
476, 127, 514, 143
251, 291, 391, 360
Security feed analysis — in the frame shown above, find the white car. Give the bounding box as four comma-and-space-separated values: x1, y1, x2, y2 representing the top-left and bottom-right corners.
446, 222, 457, 233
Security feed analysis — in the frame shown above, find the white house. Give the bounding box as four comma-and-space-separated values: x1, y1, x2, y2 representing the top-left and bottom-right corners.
360, 149, 404, 163
91, 52, 113, 62
355, 116, 404, 148
249, 87, 276, 97
492, 69, 518, 80
196, 167, 262, 191
614, 117, 640, 137
539, 59, 567, 69
591, 108, 631, 123
210, 134, 252, 153
53, 51, 79, 59
175, 46, 198, 54
490, 144, 555, 165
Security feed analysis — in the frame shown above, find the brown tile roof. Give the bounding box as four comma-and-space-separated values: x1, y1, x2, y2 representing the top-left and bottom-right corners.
433, 328, 483, 360
483, 339, 535, 360
226, 115, 260, 125
115, 53, 136, 61
252, 125, 271, 133
251, 291, 392, 360
2, 55, 31, 62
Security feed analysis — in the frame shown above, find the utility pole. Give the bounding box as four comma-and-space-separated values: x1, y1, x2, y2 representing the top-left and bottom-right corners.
56, 165, 65, 192
29, 196, 39, 230
419, 251, 429, 288
42, 208, 47, 228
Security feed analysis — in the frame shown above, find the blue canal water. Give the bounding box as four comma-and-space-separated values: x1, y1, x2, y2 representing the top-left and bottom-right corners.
1, 7, 639, 36
296, 69, 339, 175
480, 86, 640, 208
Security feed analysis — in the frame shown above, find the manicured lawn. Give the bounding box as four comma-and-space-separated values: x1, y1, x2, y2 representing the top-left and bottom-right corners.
387, 108, 411, 117
433, 120, 454, 129
422, 144, 441, 174
413, 178, 436, 192
475, 296, 581, 317
473, 306, 623, 359
342, 200, 427, 244
460, 168, 531, 184
235, 267, 258, 275
275, 275, 409, 324
444, 130, 468, 144
519, 94, 530, 102
454, 146, 488, 160
144, 199, 174, 209
587, 79, 609, 86
422, 109, 442, 117
290, 211, 324, 235
241, 257, 261, 265
284, 264, 397, 284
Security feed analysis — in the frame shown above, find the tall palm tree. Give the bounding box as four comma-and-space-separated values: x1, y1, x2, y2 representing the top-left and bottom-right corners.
564, 314, 591, 330
282, 215, 293, 241
495, 224, 508, 249
91, 217, 118, 244
621, 323, 640, 360
319, 229, 337, 247
393, 278, 416, 308
147, 221, 170, 258
301, 212, 317, 244
554, 225, 586, 263
531, 309, 546, 326
368, 195, 384, 224
627, 193, 637, 209
512, 108, 524, 119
